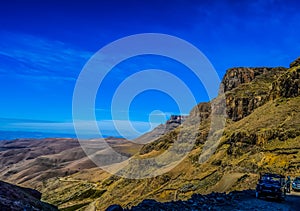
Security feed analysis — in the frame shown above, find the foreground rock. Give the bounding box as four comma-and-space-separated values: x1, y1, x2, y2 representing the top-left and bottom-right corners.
107, 190, 299, 211
0, 180, 57, 211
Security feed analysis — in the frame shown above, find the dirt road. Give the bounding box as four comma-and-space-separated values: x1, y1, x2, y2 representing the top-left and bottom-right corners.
288, 191, 300, 211
230, 191, 300, 211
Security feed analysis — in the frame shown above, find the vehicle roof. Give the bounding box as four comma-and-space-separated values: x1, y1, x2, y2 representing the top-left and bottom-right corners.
261, 173, 285, 178
294, 177, 300, 180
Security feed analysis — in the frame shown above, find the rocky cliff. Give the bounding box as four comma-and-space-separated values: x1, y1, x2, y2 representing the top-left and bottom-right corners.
290, 56, 300, 68
270, 65, 300, 99
222, 67, 287, 121
133, 117, 183, 145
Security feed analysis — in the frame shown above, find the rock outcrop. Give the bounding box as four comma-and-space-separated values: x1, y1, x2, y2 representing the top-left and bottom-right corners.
290, 56, 300, 68
222, 67, 287, 121
0, 180, 57, 211
107, 190, 296, 211
221, 67, 272, 92
134, 117, 183, 145
189, 102, 211, 121
270, 66, 300, 99
137, 61, 298, 154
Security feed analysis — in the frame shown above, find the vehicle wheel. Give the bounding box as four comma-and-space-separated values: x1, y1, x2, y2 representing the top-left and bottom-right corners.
255, 191, 260, 198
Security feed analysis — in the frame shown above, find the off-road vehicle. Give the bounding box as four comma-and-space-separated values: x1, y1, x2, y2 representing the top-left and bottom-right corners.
292, 177, 300, 191
255, 173, 286, 200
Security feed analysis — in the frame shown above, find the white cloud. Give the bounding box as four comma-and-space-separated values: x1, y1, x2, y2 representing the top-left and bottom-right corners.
0, 31, 93, 81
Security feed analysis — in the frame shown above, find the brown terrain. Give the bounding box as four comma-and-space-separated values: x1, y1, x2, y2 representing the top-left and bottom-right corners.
0, 138, 141, 188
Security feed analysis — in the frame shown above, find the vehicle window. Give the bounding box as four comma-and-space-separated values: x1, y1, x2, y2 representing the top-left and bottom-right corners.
261, 176, 281, 185
262, 176, 280, 182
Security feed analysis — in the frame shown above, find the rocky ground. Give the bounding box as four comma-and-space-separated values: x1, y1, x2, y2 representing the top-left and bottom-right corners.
107, 190, 300, 211
0, 180, 57, 211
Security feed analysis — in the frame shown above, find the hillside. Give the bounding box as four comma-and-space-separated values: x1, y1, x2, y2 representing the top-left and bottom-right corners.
0, 57, 299, 210
0, 138, 141, 193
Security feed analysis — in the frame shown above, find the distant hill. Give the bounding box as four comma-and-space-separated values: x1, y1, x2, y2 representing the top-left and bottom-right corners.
0, 130, 77, 141
0, 57, 299, 210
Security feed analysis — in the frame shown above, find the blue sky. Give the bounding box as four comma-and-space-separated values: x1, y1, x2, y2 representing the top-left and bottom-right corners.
0, 0, 300, 139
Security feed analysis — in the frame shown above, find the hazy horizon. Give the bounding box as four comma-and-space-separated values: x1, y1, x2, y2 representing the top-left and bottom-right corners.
1, 0, 300, 139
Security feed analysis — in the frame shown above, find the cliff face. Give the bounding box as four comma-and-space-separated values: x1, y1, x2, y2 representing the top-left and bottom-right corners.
138, 102, 211, 154
137, 58, 300, 157
189, 102, 211, 120
136, 61, 298, 145
221, 67, 274, 92
270, 66, 300, 99
206, 58, 299, 122
222, 67, 287, 121
134, 117, 183, 145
